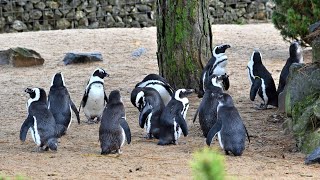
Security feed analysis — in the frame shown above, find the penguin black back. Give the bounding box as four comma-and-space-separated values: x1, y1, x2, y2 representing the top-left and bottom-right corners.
99, 90, 131, 154
277, 41, 303, 94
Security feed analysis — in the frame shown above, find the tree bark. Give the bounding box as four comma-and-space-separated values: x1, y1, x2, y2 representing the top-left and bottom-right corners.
156, 0, 212, 91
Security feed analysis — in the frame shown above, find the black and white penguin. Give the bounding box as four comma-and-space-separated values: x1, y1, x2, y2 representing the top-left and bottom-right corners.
137, 87, 165, 139
131, 74, 174, 108
206, 93, 250, 156
195, 74, 225, 138
20, 88, 58, 151
158, 89, 193, 145
79, 68, 109, 123
99, 90, 131, 155
277, 41, 303, 94
48, 72, 80, 137
198, 44, 231, 98
247, 50, 278, 109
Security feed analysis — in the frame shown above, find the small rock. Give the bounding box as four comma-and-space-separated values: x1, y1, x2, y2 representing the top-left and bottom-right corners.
132, 47, 147, 57
56, 18, 71, 29
62, 52, 103, 65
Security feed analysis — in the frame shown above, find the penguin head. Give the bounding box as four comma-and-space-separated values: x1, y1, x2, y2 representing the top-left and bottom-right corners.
175, 89, 194, 99
289, 41, 303, 62
51, 72, 65, 87
213, 44, 231, 57
47, 138, 58, 151
251, 50, 262, 64
209, 74, 226, 89
216, 93, 234, 107
108, 90, 122, 104
131, 87, 144, 111
25, 87, 47, 105
92, 68, 109, 79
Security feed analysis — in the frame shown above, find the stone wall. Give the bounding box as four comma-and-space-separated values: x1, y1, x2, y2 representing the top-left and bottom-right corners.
0, 0, 275, 33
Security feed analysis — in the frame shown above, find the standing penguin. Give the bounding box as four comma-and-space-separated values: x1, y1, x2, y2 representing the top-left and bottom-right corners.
198, 44, 231, 98
206, 93, 250, 156
48, 72, 80, 137
20, 88, 58, 151
137, 87, 165, 139
79, 68, 109, 123
99, 90, 131, 154
247, 50, 278, 109
277, 41, 303, 94
158, 89, 193, 145
131, 74, 174, 108
196, 74, 225, 138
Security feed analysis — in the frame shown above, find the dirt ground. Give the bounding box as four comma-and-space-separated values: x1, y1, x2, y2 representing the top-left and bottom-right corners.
0, 23, 319, 179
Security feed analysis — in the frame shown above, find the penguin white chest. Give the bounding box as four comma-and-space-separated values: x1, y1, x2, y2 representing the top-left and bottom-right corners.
30, 116, 41, 146
120, 127, 126, 147
213, 62, 227, 75
173, 120, 182, 141
84, 84, 105, 117
145, 112, 153, 133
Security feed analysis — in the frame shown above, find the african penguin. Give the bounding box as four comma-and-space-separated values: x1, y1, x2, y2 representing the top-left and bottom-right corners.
195, 74, 225, 138
247, 50, 278, 109
131, 74, 174, 108
277, 41, 303, 94
198, 44, 231, 98
20, 88, 58, 151
206, 93, 250, 156
158, 89, 193, 145
99, 90, 131, 155
79, 68, 109, 123
48, 72, 80, 137
137, 87, 165, 139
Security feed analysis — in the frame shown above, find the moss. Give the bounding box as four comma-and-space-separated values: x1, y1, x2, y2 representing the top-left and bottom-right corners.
301, 129, 320, 154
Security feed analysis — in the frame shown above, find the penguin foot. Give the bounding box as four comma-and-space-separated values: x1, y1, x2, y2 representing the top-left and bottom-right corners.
225, 150, 230, 155
255, 103, 268, 110
86, 119, 95, 124
96, 116, 102, 123
117, 149, 122, 154
145, 133, 153, 139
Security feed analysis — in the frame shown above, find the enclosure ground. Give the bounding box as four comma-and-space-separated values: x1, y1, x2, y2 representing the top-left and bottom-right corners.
0, 24, 319, 179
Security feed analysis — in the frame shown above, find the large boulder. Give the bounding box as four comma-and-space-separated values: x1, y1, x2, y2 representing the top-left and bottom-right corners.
62, 52, 103, 65
0, 47, 44, 67
284, 63, 320, 153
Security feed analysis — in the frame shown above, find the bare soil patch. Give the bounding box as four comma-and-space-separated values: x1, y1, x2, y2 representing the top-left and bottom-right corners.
0, 24, 318, 179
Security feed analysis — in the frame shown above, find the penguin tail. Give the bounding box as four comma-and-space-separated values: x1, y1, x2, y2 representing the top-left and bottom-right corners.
47, 138, 58, 151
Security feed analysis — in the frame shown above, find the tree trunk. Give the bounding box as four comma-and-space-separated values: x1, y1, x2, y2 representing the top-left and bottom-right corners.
156, 0, 212, 91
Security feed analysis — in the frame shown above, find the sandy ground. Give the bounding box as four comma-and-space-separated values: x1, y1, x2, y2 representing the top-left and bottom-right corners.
0, 24, 319, 179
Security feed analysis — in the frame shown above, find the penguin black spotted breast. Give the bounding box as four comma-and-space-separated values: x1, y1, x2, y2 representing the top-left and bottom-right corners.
206, 93, 250, 156
131, 74, 174, 108
158, 89, 193, 145
198, 44, 231, 98
99, 90, 131, 155
247, 50, 278, 109
48, 72, 80, 137
196, 74, 225, 138
277, 41, 303, 94
79, 68, 109, 123
137, 87, 165, 139
20, 88, 58, 152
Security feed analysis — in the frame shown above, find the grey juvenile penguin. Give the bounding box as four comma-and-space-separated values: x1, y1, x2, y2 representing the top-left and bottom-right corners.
48, 72, 80, 137
20, 88, 58, 151
206, 93, 250, 156
99, 90, 131, 154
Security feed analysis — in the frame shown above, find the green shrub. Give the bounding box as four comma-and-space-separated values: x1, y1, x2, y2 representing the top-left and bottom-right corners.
190, 147, 226, 180
272, 0, 320, 45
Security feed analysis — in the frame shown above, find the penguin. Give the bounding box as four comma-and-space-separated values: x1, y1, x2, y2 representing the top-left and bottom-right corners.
48, 72, 80, 137
79, 68, 109, 123
158, 89, 193, 145
131, 74, 174, 108
198, 44, 231, 98
247, 50, 278, 109
99, 90, 131, 155
195, 74, 225, 138
206, 93, 250, 156
137, 87, 165, 139
20, 88, 58, 151
277, 41, 303, 94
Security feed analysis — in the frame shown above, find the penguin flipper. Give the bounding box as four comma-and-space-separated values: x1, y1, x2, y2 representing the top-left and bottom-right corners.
250, 78, 262, 101
139, 104, 152, 128
20, 115, 33, 142
222, 74, 230, 91
120, 117, 131, 144
206, 120, 222, 146
70, 99, 80, 124
244, 125, 251, 143
176, 114, 188, 137
104, 91, 108, 104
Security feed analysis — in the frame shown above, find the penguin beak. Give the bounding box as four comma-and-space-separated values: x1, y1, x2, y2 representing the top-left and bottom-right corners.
105, 72, 110, 78
24, 88, 33, 94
